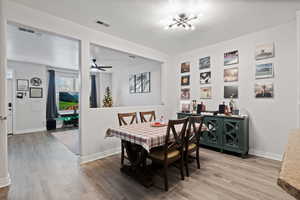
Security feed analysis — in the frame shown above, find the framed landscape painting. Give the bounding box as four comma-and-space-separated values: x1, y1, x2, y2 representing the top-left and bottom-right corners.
255, 63, 274, 79
200, 87, 212, 99
255, 43, 274, 60
181, 62, 190, 73
200, 71, 211, 84
255, 83, 274, 98
224, 67, 238, 82
181, 88, 190, 100
224, 85, 238, 98
224, 50, 239, 66
199, 56, 210, 70
181, 75, 190, 86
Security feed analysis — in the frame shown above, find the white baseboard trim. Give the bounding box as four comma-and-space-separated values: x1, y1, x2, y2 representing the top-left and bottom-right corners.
79, 147, 121, 165
249, 149, 283, 161
14, 128, 46, 134
0, 174, 11, 188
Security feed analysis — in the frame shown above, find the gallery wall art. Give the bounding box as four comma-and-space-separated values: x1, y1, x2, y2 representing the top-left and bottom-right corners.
224, 67, 239, 82
224, 85, 238, 98
200, 87, 212, 99
224, 50, 239, 66
200, 71, 211, 84
181, 75, 190, 86
199, 56, 210, 70
17, 79, 29, 91
181, 62, 190, 73
255, 83, 273, 98
255, 63, 273, 79
255, 43, 274, 60
129, 72, 151, 93
29, 87, 43, 98
181, 88, 190, 100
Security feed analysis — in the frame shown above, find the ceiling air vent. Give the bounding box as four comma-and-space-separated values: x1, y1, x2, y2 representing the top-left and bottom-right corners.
18, 27, 35, 34
96, 20, 110, 28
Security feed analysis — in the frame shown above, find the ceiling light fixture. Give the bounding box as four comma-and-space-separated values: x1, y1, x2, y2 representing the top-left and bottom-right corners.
164, 13, 199, 30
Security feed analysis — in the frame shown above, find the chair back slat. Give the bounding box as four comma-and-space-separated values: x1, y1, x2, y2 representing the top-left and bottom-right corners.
164, 118, 189, 155
140, 111, 156, 123
187, 116, 204, 145
118, 112, 138, 126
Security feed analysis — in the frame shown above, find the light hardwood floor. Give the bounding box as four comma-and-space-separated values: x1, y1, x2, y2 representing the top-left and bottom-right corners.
0, 131, 293, 200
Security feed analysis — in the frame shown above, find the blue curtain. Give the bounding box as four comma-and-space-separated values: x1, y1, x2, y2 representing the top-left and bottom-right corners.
46, 70, 58, 119
90, 74, 98, 108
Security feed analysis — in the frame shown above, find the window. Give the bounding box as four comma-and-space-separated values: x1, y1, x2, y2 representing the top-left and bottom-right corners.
56, 76, 79, 92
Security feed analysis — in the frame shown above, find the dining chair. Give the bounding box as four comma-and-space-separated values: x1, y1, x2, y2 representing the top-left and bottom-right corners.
184, 116, 204, 177
117, 112, 138, 166
139, 111, 156, 123
148, 117, 189, 191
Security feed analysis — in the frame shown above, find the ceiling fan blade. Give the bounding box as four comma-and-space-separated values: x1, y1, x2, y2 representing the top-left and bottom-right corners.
98, 68, 106, 71
99, 66, 112, 68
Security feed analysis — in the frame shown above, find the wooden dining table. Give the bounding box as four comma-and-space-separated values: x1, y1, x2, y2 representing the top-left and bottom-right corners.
105, 122, 179, 187
105, 121, 204, 187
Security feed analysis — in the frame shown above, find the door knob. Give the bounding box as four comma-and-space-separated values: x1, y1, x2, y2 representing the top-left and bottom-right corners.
0, 116, 7, 120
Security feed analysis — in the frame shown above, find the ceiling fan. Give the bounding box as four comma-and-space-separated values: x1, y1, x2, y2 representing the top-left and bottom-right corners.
90, 59, 112, 72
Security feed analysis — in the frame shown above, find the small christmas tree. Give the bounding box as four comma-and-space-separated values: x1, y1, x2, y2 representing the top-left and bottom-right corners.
103, 87, 113, 107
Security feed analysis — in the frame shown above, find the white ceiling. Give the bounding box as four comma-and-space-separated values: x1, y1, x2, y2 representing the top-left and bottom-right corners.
7, 23, 160, 71
10, 0, 300, 54
7, 23, 80, 70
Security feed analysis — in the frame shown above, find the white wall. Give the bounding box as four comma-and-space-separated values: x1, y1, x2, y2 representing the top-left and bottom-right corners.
3, 1, 170, 165
7, 23, 80, 70
170, 21, 298, 160
112, 63, 162, 107
8, 60, 47, 134
0, 0, 10, 188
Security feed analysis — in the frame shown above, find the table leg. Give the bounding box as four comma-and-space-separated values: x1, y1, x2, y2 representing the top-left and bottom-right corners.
120, 141, 153, 188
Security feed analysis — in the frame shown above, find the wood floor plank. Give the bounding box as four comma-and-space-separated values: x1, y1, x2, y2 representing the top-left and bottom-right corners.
0, 131, 294, 200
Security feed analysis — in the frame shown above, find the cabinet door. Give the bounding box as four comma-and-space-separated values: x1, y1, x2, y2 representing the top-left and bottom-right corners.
222, 119, 242, 151
201, 117, 221, 147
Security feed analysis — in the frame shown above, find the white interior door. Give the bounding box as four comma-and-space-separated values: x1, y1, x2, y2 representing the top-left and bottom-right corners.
6, 79, 13, 135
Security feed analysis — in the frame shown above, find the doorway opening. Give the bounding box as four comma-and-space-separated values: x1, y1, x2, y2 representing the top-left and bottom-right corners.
6, 23, 81, 155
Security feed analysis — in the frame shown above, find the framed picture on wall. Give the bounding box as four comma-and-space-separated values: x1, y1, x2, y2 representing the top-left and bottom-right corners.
224, 67, 239, 82
255, 83, 274, 98
181, 75, 190, 86
199, 56, 210, 70
255, 63, 274, 79
181, 62, 190, 73
200, 71, 211, 84
141, 72, 151, 93
180, 88, 190, 100
29, 87, 43, 98
181, 103, 190, 113
17, 79, 29, 91
255, 43, 274, 60
200, 87, 212, 99
224, 85, 238, 98
224, 50, 239, 66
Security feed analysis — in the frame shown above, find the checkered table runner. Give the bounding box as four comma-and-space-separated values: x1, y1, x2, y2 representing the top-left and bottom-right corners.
106, 123, 179, 152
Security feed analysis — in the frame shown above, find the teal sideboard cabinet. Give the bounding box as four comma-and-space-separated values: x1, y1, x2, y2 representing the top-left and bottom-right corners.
177, 112, 249, 157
